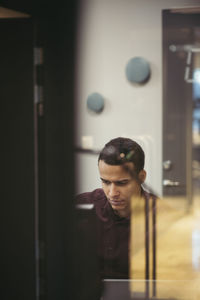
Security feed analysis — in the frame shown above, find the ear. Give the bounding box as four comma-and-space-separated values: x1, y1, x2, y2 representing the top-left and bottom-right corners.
138, 169, 146, 183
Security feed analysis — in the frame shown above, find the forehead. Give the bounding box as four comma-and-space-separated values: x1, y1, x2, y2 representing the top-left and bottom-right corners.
98, 160, 135, 180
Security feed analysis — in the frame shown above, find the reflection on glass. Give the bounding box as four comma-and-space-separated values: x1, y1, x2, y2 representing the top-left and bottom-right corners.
74, 5, 200, 300
129, 10, 200, 300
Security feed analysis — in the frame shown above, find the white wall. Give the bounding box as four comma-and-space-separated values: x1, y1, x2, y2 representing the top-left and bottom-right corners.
74, 0, 200, 196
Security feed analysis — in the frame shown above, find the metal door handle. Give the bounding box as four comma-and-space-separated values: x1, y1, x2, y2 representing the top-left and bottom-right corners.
163, 179, 180, 187
163, 160, 172, 170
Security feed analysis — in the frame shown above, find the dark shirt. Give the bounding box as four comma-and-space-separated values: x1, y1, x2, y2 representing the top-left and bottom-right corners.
75, 188, 154, 279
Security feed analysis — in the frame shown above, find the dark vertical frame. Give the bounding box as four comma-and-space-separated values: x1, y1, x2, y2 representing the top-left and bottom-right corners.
144, 197, 149, 299
144, 195, 157, 299
0, 18, 36, 300
152, 196, 157, 297
1, 1, 78, 299
41, 4, 78, 299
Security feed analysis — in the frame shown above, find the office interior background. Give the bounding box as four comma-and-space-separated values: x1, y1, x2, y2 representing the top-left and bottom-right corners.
2, 0, 200, 299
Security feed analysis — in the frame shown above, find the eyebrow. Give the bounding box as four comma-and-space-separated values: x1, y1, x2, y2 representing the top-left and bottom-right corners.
100, 177, 130, 183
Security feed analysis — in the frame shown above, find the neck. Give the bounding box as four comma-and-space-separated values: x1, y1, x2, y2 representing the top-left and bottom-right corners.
114, 208, 130, 219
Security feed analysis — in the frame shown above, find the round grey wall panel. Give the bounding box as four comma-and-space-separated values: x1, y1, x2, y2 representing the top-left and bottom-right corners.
125, 57, 151, 84
87, 92, 104, 113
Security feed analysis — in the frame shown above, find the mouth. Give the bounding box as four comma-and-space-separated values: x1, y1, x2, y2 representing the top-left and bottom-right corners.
109, 200, 125, 207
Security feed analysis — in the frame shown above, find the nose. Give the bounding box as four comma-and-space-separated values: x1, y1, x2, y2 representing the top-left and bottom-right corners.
108, 183, 120, 199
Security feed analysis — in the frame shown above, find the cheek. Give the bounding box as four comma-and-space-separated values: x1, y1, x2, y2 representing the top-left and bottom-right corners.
126, 183, 140, 196
102, 184, 109, 195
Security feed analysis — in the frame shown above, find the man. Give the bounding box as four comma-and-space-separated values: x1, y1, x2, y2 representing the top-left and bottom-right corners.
76, 137, 156, 279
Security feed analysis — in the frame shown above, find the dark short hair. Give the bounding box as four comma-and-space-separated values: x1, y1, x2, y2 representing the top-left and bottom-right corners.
98, 137, 145, 174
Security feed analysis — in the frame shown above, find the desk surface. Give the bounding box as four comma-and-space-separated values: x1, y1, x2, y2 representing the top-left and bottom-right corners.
101, 279, 200, 300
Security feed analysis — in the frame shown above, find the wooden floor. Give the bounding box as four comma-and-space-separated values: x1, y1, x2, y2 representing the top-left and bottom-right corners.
129, 194, 200, 299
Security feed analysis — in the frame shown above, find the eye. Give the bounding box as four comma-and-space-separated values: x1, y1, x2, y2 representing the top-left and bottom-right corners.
101, 179, 110, 185
116, 180, 129, 186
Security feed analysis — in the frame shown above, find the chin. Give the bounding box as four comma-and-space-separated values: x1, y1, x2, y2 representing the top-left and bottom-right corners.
111, 204, 126, 211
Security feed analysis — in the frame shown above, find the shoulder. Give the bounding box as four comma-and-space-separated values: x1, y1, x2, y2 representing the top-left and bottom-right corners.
75, 188, 106, 205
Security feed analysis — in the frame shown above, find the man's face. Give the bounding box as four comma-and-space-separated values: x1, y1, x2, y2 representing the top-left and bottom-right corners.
98, 160, 146, 217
